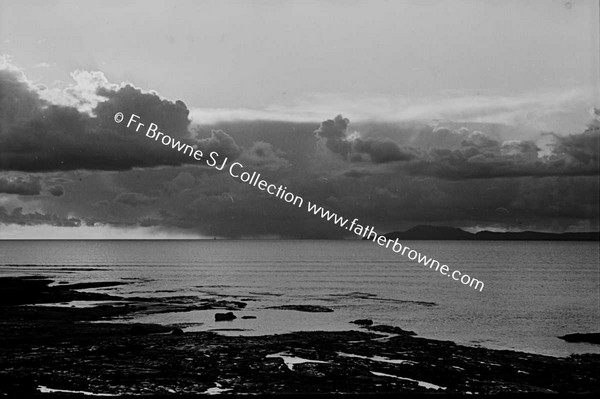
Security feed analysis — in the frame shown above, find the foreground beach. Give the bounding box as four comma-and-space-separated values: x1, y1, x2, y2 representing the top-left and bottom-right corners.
0, 276, 598, 396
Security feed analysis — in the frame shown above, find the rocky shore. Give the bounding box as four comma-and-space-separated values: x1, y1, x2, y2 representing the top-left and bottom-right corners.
0, 276, 598, 395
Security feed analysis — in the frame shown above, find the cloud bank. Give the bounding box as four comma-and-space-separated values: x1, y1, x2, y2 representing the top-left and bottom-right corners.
1, 60, 598, 238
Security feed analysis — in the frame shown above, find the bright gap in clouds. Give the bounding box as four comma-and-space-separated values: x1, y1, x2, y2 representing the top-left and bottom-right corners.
189, 88, 595, 135
0, 225, 207, 240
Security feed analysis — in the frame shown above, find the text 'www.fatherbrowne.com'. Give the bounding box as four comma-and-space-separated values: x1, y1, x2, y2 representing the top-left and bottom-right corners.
115, 112, 484, 292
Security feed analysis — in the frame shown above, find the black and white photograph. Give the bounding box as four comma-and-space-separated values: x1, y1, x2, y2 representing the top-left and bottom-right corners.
0, 0, 599, 396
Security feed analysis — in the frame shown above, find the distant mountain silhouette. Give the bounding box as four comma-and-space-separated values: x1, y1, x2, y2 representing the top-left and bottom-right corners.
372, 225, 599, 241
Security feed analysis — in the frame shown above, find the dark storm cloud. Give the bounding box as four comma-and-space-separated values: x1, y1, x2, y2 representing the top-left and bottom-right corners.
352, 138, 419, 163
239, 141, 291, 170
114, 192, 157, 206
22, 128, 595, 238
411, 126, 471, 149
1, 64, 598, 237
194, 120, 320, 173
342, 169, 376, 179
312, 115, 599, 179
195, 129, 242, 160
0, 70, 44, 132
314, 115, 352, 158
500, 140, 540, 161
314, 115, 418, 163
0, 70, 241, 172
165, 172, 196, 194
0, 175, 41, 195
549, 124, 600, 165
460, 131, 500, 148
406, 124, 599, 180
0, 206, 81, 226
47, 185, 64, 197
78, 120, 599, 236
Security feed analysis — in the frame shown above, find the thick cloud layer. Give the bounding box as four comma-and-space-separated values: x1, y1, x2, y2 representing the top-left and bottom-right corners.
408, 123, 599, 180
0, 206, 81, 227
0, 70, 240, 172
0, 65, 598, 237
551, 125, 600, 166
314, 115, 418, 163
48, 185, 64, 197
313, 115, 599, 180
0, 175, 41, 195
114, 192, 157, 207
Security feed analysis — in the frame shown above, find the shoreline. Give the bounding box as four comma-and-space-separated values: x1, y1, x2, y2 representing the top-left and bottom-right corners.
1, 276, 599, 395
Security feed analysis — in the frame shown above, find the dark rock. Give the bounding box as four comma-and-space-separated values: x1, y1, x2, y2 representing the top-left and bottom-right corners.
367, 324, 417, 336
558, 333, 600, 345
0, 276, 121, 306
266, 305, 334, 313
147, 298, 247, 310
130, 324, 148, 335
211, 300, 246, 310
350, 319, 373, 326
171, 328, 184, 336
129, 323, 171, 335
215, 312, 236, 321
241, 316, 257, 319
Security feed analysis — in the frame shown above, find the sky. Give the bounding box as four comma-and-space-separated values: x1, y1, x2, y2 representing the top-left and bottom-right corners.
0, 0, 599, 239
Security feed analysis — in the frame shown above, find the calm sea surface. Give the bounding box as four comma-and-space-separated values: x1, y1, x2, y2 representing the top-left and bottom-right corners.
0, 240, 598, 357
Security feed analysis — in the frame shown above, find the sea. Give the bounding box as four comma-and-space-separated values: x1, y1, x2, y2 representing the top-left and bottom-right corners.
0, 240, 598, 358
